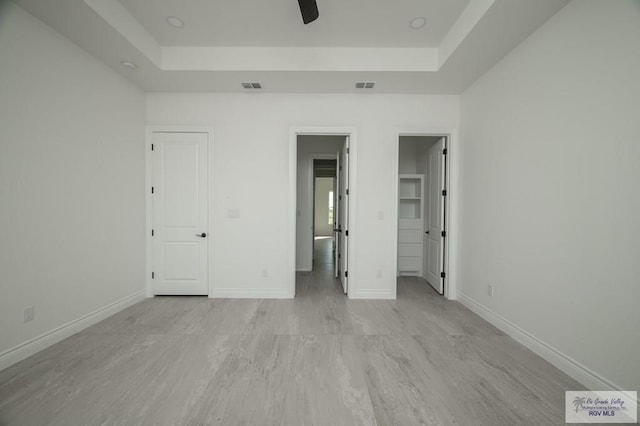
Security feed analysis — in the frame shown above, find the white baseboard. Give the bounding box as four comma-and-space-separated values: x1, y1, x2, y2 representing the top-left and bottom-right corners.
457, 292, 625, 393
350, 289, 394, 299
296, 267, 312, 272
210, 288, 293, 299
0, 289, 146, 372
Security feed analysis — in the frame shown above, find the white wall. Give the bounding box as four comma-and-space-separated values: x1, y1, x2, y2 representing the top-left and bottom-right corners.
147, 93, 459, 298
314, 178, 334, 237
398, 137, 417, 174
0, 4, 145, 365
296, 136, 344, 271
459, 0, 640, 392
399, 136, 440, 175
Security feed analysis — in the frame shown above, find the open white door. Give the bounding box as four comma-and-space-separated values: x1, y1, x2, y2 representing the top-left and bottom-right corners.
339, 137, 350, 294
334, 151, 340, 278
424, 137, 446, 294
152, 132, 208, 295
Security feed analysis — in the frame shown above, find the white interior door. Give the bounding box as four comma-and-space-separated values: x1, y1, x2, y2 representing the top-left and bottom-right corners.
424, 138, 445, 294
152, 132, 208, 295
339, 137, 350, 294
334, 151, 340, 278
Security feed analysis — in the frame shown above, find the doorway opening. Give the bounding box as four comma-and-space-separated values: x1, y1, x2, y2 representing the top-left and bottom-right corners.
293, 132, 353, 298
396, 135, 449, 296
313, 161, 337, 271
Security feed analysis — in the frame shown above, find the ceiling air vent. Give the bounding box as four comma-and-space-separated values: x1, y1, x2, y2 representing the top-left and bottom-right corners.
242, 82, 262, 89
355, 82, 375, 89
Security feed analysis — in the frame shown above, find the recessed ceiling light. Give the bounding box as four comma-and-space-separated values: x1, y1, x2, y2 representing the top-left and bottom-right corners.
166, 16, 185, 28
409, 17, 427, 30
120, 60, 137, 70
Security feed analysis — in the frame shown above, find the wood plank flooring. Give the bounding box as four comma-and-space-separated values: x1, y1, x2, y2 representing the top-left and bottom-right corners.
0, 238, 583, 425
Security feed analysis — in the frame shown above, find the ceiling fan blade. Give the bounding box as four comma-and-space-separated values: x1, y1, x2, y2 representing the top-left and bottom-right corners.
298, 0, 319, 24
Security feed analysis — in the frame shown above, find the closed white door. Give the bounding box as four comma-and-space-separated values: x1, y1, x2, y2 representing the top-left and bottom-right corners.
339, 137, 350, 294
424, 138, 445, 294
152, 132, 208, 295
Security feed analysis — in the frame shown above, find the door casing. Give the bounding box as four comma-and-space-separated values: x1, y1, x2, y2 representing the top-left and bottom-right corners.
289, 127, 358, 299
393, 128, 459, 300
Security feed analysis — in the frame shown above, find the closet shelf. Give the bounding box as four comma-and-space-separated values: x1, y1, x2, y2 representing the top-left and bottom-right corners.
398, 174, 424, 276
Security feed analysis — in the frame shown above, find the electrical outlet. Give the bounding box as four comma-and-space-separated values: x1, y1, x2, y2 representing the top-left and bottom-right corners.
488, 285, 494, 297
261, 269, 268, 278
24, 306, 34, 323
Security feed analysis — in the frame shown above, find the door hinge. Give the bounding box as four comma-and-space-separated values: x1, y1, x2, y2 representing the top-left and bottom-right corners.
151, 143, 154, 151
346, 148, 350, 154
345, 230, 348, 236
151, 229, 154, 237
441, 230, 446, 238
346, 189, 349, 195
345, 271, 348, 278
151, 186, 154, 194
442, 189, 447, 196
339, 195, 342, 201
440, 272, 446, 279
152, 272, 155, 279
442, 148, 447, 155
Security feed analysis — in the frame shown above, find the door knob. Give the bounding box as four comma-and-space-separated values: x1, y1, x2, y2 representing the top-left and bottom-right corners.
425, 231, 429, 234
196, 233, 207, 238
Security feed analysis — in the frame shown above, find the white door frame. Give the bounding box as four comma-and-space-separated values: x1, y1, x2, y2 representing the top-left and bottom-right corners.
309, 153, 338, 270
392, 128, 459, 300
289, 127, 358, 298
145, 126, 213, 297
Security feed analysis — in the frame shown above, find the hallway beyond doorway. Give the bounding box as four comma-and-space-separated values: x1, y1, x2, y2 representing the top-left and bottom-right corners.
296, 237, 343, 297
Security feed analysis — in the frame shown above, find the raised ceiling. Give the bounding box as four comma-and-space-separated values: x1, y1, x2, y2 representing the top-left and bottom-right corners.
14, 0, 569, 93
118, 0, 470, 48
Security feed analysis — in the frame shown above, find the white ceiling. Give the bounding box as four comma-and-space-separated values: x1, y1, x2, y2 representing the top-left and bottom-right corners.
117, 0, 470, 48
14, 0, 570, 93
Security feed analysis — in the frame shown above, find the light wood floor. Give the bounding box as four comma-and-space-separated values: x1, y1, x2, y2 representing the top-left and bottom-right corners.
0, 238, 583, 425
